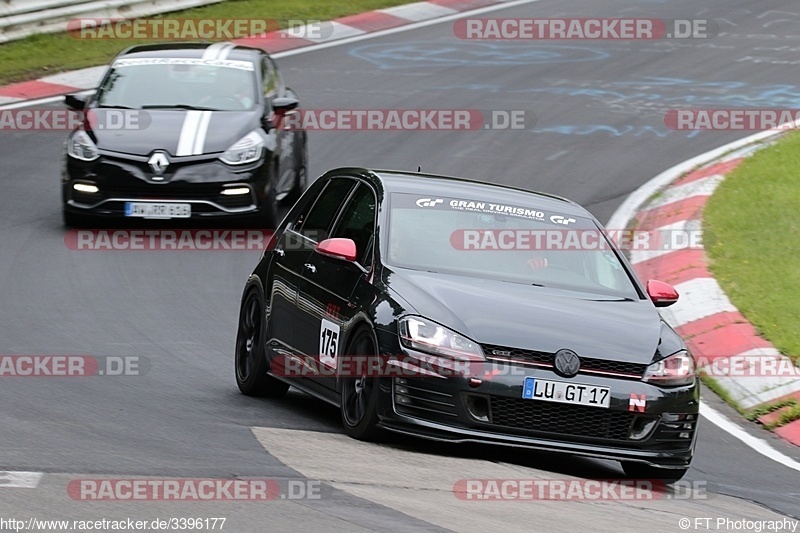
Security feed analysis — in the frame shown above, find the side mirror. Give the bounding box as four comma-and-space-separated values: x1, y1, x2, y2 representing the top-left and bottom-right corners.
315, 238, 357, 262
64, 93, 89, 111
647, 280, 679, 307
272, 97, 299, 113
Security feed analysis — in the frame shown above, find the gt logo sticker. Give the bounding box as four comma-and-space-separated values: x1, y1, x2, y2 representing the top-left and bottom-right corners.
416, 198, 444, 207
319, 318, 340, 367
550, 215, 576, 225
629, 393, 646, 412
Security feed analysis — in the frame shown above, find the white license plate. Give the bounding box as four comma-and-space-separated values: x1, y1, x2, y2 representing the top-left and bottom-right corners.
125, 202, 191, 219
522, 377, 610, 408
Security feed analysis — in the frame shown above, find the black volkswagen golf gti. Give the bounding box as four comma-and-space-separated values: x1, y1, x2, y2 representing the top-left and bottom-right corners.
235, 168, 699, 482
62, 42, 307, 227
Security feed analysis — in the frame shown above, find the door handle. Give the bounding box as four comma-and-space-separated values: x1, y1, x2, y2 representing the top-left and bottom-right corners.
303, 263, 316, 274
274, 248, 285, 257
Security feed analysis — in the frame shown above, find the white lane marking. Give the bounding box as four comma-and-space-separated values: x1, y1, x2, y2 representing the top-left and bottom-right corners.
644, 175, 724, 210
272, 0, 544, 58
0, 471, 43, 488
176, 110, 203, 156
660, 277, 738, 327
192, 111, 213, 155
700, 403, 800, 472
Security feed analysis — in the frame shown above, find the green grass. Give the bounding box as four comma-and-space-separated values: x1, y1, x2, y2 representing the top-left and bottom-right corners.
744, 398, 800, 429
0, 0, 410, 85
699, 375, 744, 415
704, 131, 800, 365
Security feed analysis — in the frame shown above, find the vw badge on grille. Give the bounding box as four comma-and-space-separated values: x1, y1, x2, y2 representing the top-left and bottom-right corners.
553, 349, 580, 378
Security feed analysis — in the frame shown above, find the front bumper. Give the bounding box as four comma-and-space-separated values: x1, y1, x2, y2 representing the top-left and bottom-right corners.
62, 152, 269, 219
372, 347, 699, 468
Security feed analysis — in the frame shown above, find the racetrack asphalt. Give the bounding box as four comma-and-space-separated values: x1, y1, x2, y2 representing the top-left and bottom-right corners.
1, 0, 799, 529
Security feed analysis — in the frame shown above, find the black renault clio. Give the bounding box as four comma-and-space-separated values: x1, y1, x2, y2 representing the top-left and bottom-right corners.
234, 168, 699, 482
62, 42, 307, 227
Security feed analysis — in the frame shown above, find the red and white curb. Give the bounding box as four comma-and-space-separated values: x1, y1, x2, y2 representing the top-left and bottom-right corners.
610, 138, 800, 447
0, 0, 524, 107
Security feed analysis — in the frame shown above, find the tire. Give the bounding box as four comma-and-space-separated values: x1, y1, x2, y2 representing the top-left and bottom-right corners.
235, 287, 289, 397
621, 462, 688, 484
340, 328, 383, 441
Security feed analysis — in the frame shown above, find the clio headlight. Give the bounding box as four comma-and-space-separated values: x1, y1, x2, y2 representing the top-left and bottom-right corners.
220, 130, 265, 165
67, 130, 100, 161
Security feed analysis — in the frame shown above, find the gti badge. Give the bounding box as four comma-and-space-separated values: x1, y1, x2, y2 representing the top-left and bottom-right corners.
553, 349, 580, 378
148, 151, 170, 180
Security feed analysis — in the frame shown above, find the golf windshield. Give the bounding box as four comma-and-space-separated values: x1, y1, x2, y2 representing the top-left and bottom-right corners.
386, 193, 640, 300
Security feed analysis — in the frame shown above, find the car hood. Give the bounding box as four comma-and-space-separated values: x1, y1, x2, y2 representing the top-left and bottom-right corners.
386, 269, 662, 364
88, 108, 261, 157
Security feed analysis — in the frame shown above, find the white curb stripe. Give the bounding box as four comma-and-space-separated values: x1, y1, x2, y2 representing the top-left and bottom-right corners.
644, 175, 724, 211
380, 2, 459, 21
660, 277, 738, 328
39, 65, 108, 89
288, 21, 366, 43
629, 219, 702, 264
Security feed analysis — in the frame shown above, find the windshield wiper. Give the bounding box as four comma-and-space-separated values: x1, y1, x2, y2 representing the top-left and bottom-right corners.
142, 104, 219, 111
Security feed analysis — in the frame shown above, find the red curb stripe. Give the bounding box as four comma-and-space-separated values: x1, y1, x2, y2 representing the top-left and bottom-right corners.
0, 80, 78, 99
757, 405, 795, 427
774, 419, 800, 447
430, 0, 502, 9
632, 249, 709, 286
676, 311, 773, 360
634, 196, 708, 230
232, 35, 314, 53
335, 11, 410, 32
672, 158, 744, 187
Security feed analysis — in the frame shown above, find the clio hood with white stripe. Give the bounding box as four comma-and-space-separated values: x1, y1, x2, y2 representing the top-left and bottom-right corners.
89, 108, 263, 158
84, 42, 268, 159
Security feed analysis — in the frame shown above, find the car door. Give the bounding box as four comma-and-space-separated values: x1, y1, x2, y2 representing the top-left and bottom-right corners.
265, 178, 353, 357
295, 181, 377, 391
